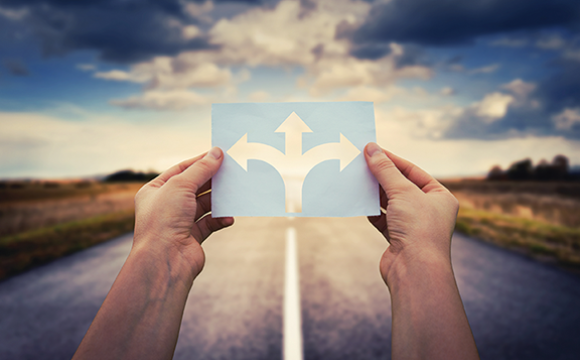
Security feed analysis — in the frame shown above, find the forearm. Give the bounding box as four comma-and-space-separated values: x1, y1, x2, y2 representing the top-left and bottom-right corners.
73, 244, 195, 360
386, 253, 480, 360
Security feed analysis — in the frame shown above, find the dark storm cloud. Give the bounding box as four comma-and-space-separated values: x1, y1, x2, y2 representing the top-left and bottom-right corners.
0, 0, 270, 63
444, 57, 580, 140
3, 59, 29, 76
345, 0, 580, 46
339, 0, 580, 139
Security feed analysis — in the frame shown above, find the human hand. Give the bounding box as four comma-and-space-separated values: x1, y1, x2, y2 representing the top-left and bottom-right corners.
364, 142, 459, 286
132, 147, 234, 281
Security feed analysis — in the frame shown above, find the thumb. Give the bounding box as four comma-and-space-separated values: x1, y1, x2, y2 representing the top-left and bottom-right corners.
177, 147, 223, 193
365, 142, 414, 197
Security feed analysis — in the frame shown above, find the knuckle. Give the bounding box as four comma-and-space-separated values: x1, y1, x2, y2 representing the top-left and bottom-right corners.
373, 158, 398, 174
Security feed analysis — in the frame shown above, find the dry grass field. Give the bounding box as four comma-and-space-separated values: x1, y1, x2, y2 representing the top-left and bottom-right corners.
0, 181, 144, 281
443, 180, 580, 269
2, 178, 580, 281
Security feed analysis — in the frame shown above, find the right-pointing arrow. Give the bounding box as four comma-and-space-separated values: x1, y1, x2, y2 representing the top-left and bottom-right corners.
302, 133, 361, 171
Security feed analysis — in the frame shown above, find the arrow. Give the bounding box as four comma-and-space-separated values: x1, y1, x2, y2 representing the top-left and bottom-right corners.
275, 112, 312, 158
302, 133, 360, 171
227, 112, 361, 214
227, 133, 285, 171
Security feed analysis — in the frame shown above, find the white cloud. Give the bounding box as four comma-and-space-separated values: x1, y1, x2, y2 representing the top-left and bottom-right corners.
536, 34, 566, 50
0, 111, 211, 178
553, 108, 580, 130
474, 92, 514, 121
94, 0, 433, 108
248, 90, 271, 102
469, 63, 500, 75
0, 7, 28, 20
338, 85, 404, 103
501, 79, 536, 98
110, 90, 210, 111
95, 69, 137, 82
440, 87, 455, 96
374, 107, 580, 178
182, 25, 201, 40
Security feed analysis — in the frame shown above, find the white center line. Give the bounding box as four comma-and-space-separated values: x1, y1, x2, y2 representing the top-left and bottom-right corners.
284, 226, 303, 360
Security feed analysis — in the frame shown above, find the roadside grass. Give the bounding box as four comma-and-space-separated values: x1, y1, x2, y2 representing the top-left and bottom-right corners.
0, 211, 135, 281
455, 207, 580, 268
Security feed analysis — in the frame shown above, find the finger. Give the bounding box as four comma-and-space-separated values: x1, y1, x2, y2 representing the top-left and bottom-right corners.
195, 216, 234, 243
172, 147, 223, 194
379, 186, 388, 209
383, 149, 445, 193
197, 179, 212, 196
149, 152, 207, 188
365, 142, 416, 198
368, 212, 388, 236
195, 192, 211, 221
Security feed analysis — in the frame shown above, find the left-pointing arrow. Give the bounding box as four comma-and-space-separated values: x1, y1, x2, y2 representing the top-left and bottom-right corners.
227, 133, 286, 171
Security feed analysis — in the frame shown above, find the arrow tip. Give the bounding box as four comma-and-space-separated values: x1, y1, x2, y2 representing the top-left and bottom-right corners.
339, 133, 361, 171
227, 133, 249, 171
275, 112, 313, 134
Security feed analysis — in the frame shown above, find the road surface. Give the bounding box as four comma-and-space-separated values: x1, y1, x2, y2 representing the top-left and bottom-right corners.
1, 217, 580, 359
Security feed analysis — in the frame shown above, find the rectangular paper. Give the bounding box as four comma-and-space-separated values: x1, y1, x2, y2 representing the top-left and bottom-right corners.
212, 102, 379, 217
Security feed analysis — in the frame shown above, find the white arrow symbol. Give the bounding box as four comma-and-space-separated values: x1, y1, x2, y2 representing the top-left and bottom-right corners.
227, 112, 361, 213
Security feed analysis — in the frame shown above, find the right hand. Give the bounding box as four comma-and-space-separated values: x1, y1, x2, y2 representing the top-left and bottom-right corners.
364, 142, 460, 286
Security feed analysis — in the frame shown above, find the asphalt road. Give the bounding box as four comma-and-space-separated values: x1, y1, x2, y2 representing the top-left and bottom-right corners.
1, 217, 580, 360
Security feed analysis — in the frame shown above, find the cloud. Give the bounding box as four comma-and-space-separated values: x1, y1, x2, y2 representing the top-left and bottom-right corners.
96, 0, 432, 108
76, 63, 96, 71
345, 0, 580, 47
553, 108, 580, 131
469, 63, 500, 75
0, 0, 222, 63
3, 59, 29, 76
376, 106, 580, 177
247, 90, 270, 101
0, 110, 212, 178
502, 79, 537, 98
474, 93, 514, 121
489, 37, 529, 48
110, 90, 210, 111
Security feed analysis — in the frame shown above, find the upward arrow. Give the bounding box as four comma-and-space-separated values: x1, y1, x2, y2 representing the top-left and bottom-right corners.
226, 112, 361, 214
275, 112, 312, 158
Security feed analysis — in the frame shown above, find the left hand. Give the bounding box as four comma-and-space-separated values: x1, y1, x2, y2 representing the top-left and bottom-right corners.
132, 147, 234, 280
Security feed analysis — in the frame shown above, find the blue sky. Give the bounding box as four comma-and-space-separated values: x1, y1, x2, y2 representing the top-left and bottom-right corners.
1, 0, 579, 178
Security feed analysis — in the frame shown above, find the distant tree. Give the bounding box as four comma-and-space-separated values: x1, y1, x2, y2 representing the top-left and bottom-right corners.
487, 165, 505, 181
486, 154, 578, 182
534, 159, 552, 181
104, 170, 159, 182
552, 155, 569, 179
506, 159, 533, 180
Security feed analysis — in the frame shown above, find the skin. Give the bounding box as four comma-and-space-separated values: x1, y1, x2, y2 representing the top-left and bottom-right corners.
73, 147, 233, 360
364, 142, 480, 360
74, 144, 480, 360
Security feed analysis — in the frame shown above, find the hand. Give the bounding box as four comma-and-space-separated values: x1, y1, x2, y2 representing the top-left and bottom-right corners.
364, 142, 459, 285
133, 147, 234, 281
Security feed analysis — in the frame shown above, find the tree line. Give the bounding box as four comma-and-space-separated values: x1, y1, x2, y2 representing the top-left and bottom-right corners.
487, 155, 580, 181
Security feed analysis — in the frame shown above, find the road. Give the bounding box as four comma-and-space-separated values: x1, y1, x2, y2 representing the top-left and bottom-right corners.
1, 217, 580, 360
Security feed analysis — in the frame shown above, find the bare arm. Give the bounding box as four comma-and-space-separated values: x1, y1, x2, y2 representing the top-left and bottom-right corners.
73, 147, 233, 360
364, 142, 480, 360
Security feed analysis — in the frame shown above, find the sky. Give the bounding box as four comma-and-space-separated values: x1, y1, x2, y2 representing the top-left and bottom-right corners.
1, 0, 580, 179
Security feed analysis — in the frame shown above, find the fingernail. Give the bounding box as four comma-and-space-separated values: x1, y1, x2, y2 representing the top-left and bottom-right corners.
366, 142, 383, 157
206, 147, 222, 160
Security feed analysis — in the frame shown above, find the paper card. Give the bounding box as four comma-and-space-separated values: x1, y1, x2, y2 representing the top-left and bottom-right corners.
211, 102, 379, 217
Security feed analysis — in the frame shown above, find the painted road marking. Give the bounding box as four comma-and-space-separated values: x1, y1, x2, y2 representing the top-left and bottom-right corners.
284, 226, 303, 360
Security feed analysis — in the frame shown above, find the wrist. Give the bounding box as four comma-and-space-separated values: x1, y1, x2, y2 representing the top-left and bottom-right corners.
130, 237, 199, 291
381, 245, 453, 291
